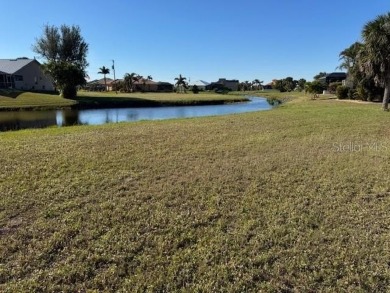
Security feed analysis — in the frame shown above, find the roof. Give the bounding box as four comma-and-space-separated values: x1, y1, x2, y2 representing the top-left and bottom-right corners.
107, 79, 123, 85
134, 78, 158, 85
0, 58, 36, 74
218, 78, 239, 83
191, 80, 210, 86
87, 78, 114, 85
326, 72, 347, 78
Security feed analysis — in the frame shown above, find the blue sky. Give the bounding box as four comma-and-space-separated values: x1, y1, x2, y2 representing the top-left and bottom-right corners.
1, 1, 389, 84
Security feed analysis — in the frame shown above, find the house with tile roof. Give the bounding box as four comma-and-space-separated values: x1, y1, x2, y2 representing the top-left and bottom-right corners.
0, 58, 54, 91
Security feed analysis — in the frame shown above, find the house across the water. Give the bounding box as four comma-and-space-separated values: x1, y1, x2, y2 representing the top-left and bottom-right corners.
318, 72, 347, 85
206, 78, 239, 91
0, 58, 54, 91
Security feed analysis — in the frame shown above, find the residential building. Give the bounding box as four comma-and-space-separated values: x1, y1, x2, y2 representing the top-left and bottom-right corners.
85, 78, 114, 91
318, 72, 347, 85
86, 78, 174, 92
0, 58, 54, 91
133, 78, 159, 92
206, 78, 239, 91
189, 80, 210, 91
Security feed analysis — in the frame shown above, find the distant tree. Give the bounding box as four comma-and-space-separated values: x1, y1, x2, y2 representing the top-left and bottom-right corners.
305, 80, 325, 99
243, 81, 251, 91
124, 73, 140, 92
192, 84, 199, 94
274, 77, 297, 92
33, 24, 88, 99
98, 66, 110, 91
284, 77, 296, 91
146, 75, 153, 91
359, 12, 390, 110
314, 72, 327, 80
274, 79, 286, 92
174, 74, 187, 93
252, 79, 263, 90
297, 78, 307, 91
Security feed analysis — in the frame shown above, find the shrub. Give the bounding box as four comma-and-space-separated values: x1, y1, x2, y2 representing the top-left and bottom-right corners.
214, 87, 230, 94
192, 85, 199, 94
305, 81, 325, 99
348, 88, 357, 100
355, 85, 367, 101
336, 85, 349, 99
328, 82, 342, 94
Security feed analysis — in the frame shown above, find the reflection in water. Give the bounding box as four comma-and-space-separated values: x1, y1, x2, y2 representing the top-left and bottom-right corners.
266, 98, 281, 106
56, 110, 89, 127
0, 111, 57, 131
1, 97, 272, 132
62, 110, 80, 126
127, 111, 139, 121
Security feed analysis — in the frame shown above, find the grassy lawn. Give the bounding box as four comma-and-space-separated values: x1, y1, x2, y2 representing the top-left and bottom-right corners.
0, 90, 247, 110
0, 90, 76, 109
1, 95, 390, 291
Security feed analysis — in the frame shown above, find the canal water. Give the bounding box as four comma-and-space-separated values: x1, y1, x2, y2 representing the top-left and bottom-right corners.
0, 97, 273, 132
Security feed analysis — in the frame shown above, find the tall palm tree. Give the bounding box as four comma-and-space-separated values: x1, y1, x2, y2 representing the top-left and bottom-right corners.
98, 66, 110, 91
360, 13, 390, 110
174, 74, 187, 93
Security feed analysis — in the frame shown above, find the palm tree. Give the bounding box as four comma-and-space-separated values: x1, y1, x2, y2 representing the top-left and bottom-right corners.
339, 42, 362, 71
146, 75, 153, 91
98, 66, 110, 91
252, 79, 264, 90
124, 72, 140, 92
174, 74, 187, 93
339, 42, 363, 88
244, 80, 251, 91
360, 13, 390, 110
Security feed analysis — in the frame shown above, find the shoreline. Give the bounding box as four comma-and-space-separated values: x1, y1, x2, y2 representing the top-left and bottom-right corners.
0, 97, 250, 112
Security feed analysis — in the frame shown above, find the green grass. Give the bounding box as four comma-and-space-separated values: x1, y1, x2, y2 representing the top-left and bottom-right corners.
0, 90, 76, 109
0, 90, 247, 110
1, 95, 390, 291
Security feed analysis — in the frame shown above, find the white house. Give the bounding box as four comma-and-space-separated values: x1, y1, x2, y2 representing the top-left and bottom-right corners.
0, 58, 54, 91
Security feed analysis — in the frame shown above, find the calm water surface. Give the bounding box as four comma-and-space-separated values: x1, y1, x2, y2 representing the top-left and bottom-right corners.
0, 97, 273, 132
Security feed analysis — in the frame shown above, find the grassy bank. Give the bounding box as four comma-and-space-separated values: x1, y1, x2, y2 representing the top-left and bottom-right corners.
1, 96, 390, 291
0, 90, 75, 110
0, 90, 248, 111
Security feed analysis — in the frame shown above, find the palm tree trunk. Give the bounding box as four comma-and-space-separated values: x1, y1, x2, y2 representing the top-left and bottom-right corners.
383, 82, 390, 111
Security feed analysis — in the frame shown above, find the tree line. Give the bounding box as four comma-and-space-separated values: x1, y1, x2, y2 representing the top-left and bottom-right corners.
337, 13, 390, 110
